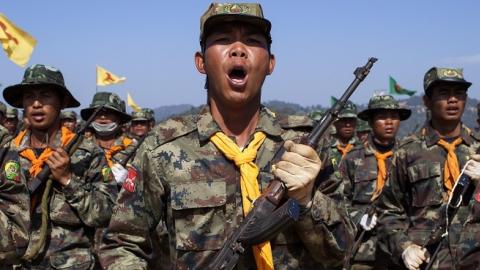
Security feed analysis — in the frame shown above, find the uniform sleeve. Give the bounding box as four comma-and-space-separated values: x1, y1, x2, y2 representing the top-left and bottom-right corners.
61, 149, 118, 227
294, 171, 355, 268
0, 158, 30, 263
99, 143, 164, 270
376, 151, 412, 264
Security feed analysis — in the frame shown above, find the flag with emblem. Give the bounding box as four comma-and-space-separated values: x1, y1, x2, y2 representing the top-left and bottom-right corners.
127, 92, 141, 112
96, 65, 126, 86
389, 76, 416, 96
0, 13, 37, 67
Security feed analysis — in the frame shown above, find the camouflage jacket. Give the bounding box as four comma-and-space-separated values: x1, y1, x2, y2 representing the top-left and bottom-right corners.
339, 134, 395, 262
0, 125, 12, 148
376, 123, 480, 268
7, 129, 118, 269
93, 134, 138, 168
321, 136, 360, 173
100, 105, 354, 270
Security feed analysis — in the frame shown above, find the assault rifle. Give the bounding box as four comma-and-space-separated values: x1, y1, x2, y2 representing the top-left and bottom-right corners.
27, 106, 104, 194
208, 57, 378, 270
422, 169, 474, 270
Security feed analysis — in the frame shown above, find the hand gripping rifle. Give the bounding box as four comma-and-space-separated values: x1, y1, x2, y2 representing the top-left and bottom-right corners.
422, 165, 474, 270
208, 58, 377, 270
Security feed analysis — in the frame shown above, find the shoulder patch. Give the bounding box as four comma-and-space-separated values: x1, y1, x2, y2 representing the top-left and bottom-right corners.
149, 114, 197, 149
122, 166, 138, 192
4, 160, 20, 182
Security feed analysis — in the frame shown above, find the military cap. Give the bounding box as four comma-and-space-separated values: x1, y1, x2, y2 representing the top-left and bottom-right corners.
200, 3, 272, 45
423, 67, 472, 94
337, 101, 357, 119
142, 108, 155, 122
5, 108, 18, 119
60, 110, 78, 120
80, 92, 132, 123
356, 119, 371, 132
3, 64, 80, 108
0, 101, 6, 116
358, 94, 411, 121
309, 110, 324, 123
131, 108, 154, 122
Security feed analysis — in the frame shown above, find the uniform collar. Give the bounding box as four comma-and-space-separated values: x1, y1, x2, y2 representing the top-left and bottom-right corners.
422, 122, 473, 147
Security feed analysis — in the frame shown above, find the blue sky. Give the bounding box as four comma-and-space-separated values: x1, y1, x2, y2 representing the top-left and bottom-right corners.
1, 1, 480, 110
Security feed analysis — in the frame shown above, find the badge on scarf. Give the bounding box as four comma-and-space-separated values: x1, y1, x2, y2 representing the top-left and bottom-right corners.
122, 166, 137, 193
4, 160, 20, 182
101, 166, 113, 182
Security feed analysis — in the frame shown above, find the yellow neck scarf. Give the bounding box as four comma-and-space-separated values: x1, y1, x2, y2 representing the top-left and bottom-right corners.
437, 138, 462, 194
210, 131, 274, 270
104, 137, 133, 167
371, 150, 393, 201
337, 143, 353, 158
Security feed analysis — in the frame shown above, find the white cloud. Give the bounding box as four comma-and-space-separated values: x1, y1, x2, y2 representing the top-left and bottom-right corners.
442, 54, 480, 64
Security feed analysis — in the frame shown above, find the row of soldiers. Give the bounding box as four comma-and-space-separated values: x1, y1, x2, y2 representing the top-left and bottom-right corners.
0, 2, 479, 270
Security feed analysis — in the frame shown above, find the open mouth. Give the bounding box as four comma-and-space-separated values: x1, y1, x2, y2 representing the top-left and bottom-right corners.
227, 66, 248, 87
446, 106, 459, 114
31, 112, 46, 121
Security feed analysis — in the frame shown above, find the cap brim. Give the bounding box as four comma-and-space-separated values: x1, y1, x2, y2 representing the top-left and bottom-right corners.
81, 106, 132, 124
358, 108, 412, 121
202, 14, 271, 43
3, 83, 80, 109
426, 79, 472, 93
337, 113, 357, 119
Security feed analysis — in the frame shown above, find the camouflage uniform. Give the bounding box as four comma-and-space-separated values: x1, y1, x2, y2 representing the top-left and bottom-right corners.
376, 68, 480, 269
0, 64, 117, 269
100, 105, 354, 270
341, 95, 411, 269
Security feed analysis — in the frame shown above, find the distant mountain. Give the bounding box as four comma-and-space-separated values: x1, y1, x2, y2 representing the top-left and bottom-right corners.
152, 96, 480, 138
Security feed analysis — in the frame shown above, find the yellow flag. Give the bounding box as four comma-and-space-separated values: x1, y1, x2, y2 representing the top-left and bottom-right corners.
0, 14, 37, 67
96, 65, 126, 86
127, 92, 141, 112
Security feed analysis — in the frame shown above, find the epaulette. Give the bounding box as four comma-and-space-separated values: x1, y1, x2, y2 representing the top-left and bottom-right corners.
276, 114, 313, 129
397, 133, 418, 148
146, 113, 197, 150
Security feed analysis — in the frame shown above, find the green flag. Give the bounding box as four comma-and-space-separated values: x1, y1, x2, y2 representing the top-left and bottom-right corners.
389, 76, 416, 96
330, 96, 338, 106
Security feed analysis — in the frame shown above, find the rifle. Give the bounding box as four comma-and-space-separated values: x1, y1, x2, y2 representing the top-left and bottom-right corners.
114, 133, 149, 167
422, 170, 473, 270
27, 106, 104, 194
208, 57, 378, 270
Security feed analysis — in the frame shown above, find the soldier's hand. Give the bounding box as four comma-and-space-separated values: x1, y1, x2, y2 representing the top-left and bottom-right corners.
46, 148, 72, 186
402, 244, 430, 270
111, 163, 128, 184
464, 154, 480, 184
273, 140, 322, 206
359, 213, 377, 231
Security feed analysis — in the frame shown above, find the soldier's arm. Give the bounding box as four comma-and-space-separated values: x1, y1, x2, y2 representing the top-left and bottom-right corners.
99, 142, 164, 270
376, 152, 411, 264
293, 171, 355, 267
0, 168, 30, 263
61, 147, 118, 227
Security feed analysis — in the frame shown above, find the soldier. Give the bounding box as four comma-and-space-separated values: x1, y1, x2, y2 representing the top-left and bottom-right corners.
60, 110, 78, 132
3, 108, 19, 136
129, 108, 154, 139
80, 92, 137, 186
142, 107, 156, 128
376, 67, 480, 269
0, 64, 117, 268
340, 95, 411, 269
356, 118, 371, 144
100, 3, 353, 269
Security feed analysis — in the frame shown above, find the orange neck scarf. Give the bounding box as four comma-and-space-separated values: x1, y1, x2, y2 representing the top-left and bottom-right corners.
337, 143, 353, 158
14, 127, 75, 177
371, 150, 393, 201
210, 131, 274, 270
437, 138, 462, 194
104, 137, 133, 167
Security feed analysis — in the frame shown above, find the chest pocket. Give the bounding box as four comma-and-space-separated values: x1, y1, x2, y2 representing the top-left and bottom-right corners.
352, 166, 377, 203
407, 161, 443, 207
50, 189, 82, 226
171, 179, 227, 251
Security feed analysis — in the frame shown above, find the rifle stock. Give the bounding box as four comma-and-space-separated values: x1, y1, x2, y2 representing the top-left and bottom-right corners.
208, 58, 377, 269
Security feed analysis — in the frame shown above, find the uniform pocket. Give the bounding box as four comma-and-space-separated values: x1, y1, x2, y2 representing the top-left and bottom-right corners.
49, 248, 93, 270
171, 180, 227, 251
49, 190, 82, 226
352, 169, 377, 203
407, 161, 443, 207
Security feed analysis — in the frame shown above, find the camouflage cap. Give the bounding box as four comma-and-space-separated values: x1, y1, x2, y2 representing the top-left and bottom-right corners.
337, 101, 357, 119
0, 101, 6, 116
356, 119, 371, 132
131, 108, 154, 122
60, 110, 78, 120
80, 92, 132, 123
424, 67, 472, 94
5, 108, 18, 119
3, 64, 80, 108
358, 94, 411, 121
309, 110, 324, 122
200, 3, 272, 45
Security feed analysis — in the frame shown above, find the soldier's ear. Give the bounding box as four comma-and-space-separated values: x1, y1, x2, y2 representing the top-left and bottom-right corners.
195, 52, 206, 75
267, 54, 275, 75
423, 95, 431, 110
